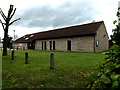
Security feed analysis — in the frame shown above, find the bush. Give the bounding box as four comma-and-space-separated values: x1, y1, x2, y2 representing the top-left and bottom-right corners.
88, 45, 120, 89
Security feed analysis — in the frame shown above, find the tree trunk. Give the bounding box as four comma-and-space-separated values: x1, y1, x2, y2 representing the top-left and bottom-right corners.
3, 26, 8, 56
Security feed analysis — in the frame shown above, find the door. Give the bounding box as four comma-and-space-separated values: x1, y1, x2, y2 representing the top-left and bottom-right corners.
67, 40, 71, 51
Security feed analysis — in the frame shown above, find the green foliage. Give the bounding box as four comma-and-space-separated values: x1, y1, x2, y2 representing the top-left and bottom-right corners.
113, 20, 117, 24
88, 45, 120, 89
2, 35, 13, 48
7, 36, 13, 48
110, 8, 120, 46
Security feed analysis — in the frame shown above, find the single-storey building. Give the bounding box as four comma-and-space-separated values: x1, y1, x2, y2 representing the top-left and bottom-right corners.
15, 21, 109, 52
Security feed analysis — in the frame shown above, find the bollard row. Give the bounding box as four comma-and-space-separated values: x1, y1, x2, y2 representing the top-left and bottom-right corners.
11, 50, 29, 64
11, 51, 55, 69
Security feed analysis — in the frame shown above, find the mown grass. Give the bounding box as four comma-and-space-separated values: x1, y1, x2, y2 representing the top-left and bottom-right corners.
0, 51, 2, 89
2, 50, 106, 88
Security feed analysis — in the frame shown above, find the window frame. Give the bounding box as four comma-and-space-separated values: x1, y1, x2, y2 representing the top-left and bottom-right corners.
96, 40, 99, 47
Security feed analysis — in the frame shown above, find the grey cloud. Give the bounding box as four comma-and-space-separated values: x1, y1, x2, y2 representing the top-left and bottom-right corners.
13, 1, 98, 28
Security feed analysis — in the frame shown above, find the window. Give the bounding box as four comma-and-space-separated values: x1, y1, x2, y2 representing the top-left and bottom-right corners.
18, 44, 23, 47
103, 34, 106, 38
30, 35, 34, 37
50, 41, 52, 50
42, 41, 43, 50
53, 41, 55, 50
96, 40, 99, 47
25, 37, 29, 40
44, 41, 46, 50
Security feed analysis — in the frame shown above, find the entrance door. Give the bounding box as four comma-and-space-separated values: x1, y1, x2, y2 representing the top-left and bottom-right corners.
67, 40, 71, 51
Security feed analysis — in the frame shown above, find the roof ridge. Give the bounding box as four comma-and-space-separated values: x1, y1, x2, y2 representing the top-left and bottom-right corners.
28, 21, 103, 35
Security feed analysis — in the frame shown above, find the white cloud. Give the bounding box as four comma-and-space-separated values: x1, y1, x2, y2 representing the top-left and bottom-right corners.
0, 0, 120, 39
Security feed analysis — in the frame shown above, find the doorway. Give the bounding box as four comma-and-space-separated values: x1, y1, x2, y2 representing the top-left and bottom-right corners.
67, 40, 71, 51
50, 41, 52, 50
27, 41, 35, 50
53, 41, 55, 50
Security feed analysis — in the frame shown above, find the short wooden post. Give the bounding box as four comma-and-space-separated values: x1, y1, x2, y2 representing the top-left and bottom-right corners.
11, 50, 14, 60
25, 52, 28, 64
50, 53, 55, 69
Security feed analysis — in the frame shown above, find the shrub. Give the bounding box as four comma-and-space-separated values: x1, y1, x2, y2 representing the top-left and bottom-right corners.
88, 45, 120, 89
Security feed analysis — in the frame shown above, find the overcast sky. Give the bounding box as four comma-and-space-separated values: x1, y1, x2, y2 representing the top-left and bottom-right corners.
0, 0, 120, 39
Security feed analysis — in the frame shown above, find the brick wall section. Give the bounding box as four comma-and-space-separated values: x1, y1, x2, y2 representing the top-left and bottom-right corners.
95, 23, 109, 52
35, 36, 94, 52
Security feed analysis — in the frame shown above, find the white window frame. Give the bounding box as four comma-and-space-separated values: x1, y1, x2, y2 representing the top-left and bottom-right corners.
96, 40, 99, 47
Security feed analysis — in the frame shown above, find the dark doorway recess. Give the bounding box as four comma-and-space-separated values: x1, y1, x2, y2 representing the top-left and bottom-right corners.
53, 41, 55, 50
50, 41, 52, 50
27, 41, 35, 50
42, 41, 43, 50
67, 40, 71, 51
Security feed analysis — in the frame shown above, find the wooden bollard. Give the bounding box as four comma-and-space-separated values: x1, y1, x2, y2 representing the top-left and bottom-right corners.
25, 52, 28, 64
50, 53, 55, 69
11, 50, 14, 60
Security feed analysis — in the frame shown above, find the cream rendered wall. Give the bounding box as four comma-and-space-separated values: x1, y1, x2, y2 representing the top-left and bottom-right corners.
35, 38, 67, 51
95, 23, 109, 52
72, 36, 94, 52
35, 36, 94, 52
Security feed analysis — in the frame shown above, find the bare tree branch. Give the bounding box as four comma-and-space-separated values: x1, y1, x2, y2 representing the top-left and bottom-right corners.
0, 8, 7, 21
7, 5, 14, 21
9, 18, 20, 26
10, 8, 16, 20
0, 19, 5, 30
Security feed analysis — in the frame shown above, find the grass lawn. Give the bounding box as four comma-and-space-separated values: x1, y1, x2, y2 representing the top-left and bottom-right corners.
2, 50, 106, 88
0, 51, 2, 89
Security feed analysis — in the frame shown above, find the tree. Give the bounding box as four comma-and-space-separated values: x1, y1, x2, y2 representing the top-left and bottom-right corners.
0, 5, 20, 56
2, 36, 13, 49
110, 24, 120, 46
7, 36, 13, 49
110, 8, 120, 46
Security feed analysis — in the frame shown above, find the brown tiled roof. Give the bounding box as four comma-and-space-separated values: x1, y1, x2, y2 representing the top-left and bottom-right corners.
15, 21, 103, 43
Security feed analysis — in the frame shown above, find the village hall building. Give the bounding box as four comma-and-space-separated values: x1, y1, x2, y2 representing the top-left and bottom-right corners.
15, 21, 109, 52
